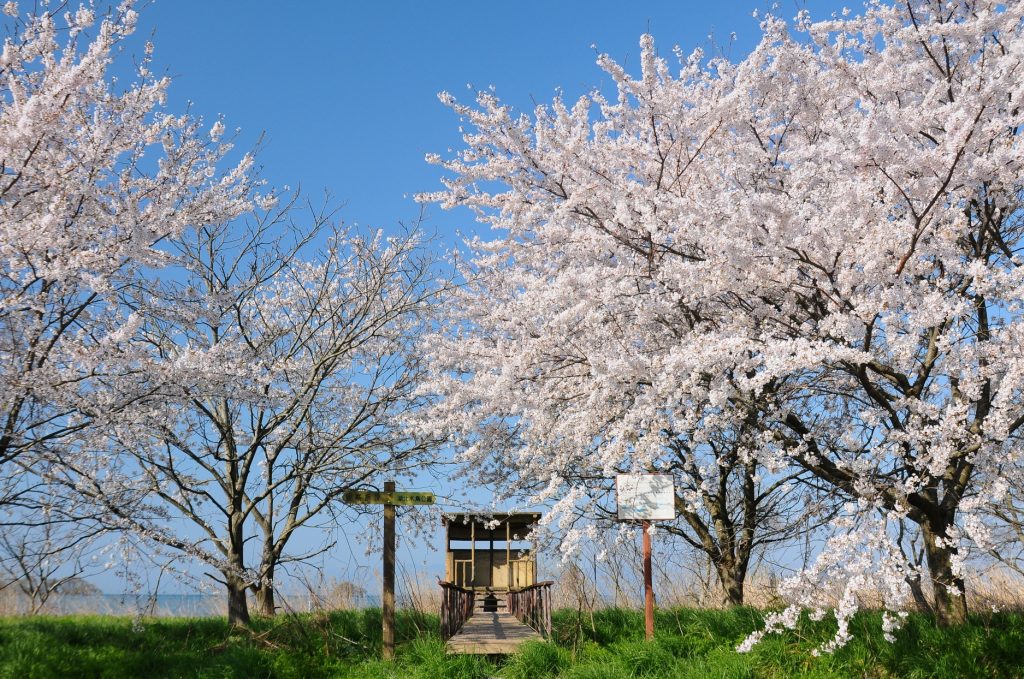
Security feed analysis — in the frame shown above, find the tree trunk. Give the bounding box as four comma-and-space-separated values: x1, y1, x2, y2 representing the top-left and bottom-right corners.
714, 559, 746, 606
227, 574, 250, 626
254, 568, 275, 617
225, 512, 250, 626
922, 521, 968, 626
907, 571, 932, 614
251, 535, 279, 616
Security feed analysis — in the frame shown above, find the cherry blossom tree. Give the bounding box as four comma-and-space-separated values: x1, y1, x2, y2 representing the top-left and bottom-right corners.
66, 200, 444, 625
0, 0, 257, 514
422, 0, 1024, 647
1, 1, 443, 626
0, 0, 260, 610
418, 31, 823, 608
718, 0, 1024, 635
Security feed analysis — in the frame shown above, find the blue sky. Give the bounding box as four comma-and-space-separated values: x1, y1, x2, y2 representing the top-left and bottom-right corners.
135, 0, 848, 247
92, 0, 851, 595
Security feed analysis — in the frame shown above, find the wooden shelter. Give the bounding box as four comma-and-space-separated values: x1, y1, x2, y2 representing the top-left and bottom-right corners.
442, 512, 540, 591
439, 511, 552, 654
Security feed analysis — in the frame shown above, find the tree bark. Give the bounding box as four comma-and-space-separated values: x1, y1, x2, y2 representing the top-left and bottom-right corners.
922, 521, 968, 626
715, 560, 746, 606
907, 571, 932, 614
254, 564, 276, 616
226, 574, 250, 626
225, 511, 251, 626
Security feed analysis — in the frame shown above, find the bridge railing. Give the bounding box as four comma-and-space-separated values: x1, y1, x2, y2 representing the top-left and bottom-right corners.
507, 580, 553, 638
438, 579, 475, 640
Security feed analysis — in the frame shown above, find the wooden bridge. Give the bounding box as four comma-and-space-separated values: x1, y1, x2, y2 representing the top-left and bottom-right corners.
439, 580, 553, 654
439, 513, 553, 654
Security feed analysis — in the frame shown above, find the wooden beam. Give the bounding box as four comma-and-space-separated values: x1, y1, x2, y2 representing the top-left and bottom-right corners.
531, 536, 537, 585
383, 481, 396, 659
643, 519, 654, 641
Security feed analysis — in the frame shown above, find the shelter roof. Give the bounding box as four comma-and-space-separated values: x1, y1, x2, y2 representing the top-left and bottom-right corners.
442, 512, 541, 542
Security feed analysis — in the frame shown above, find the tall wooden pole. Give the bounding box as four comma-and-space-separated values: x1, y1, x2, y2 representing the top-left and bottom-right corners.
642, 519, 654, 641
383, 481, 396, 660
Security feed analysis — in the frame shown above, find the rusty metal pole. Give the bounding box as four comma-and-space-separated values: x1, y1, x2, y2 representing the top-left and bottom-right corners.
383, 481, 396, 660
642, 519, 654, 641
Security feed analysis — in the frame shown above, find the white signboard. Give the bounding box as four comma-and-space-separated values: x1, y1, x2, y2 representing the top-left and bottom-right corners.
616, 474, 676, 521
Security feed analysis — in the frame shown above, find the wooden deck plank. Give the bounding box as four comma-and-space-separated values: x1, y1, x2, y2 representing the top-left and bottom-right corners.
446, 611, 543, 654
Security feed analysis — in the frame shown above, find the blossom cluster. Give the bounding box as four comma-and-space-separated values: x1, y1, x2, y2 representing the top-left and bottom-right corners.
421, 0, 1024, 646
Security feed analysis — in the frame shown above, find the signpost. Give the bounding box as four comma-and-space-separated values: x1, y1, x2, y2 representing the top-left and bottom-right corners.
343, 482, 435, 660
615, 474, 675, 641
342, 489, 437, 506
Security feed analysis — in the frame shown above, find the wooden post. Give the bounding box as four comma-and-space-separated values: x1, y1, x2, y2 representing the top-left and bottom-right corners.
470, 521, 476, 589
342, 485, 432, 652
489, 529, 494, 588
383, 481, 396, 660
531, 535, 537, 585
505, 521, 511, 589
440, 580, 449, 640
642, 519, 654, 641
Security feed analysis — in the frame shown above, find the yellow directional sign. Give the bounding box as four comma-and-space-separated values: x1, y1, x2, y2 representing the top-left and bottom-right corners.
343, 490, 436, 506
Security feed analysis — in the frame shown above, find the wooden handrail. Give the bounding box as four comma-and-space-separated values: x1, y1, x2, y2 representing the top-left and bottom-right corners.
507, 581, 553, 638
509, 580, 554, 592
437, 579, 474, 594
438, 578, 475, 640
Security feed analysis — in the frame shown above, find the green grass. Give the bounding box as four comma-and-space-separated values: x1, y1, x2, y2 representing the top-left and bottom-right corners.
0, 607, 1019, 678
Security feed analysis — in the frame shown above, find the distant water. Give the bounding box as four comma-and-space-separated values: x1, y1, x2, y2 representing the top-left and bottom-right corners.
41, 592, 381, 618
